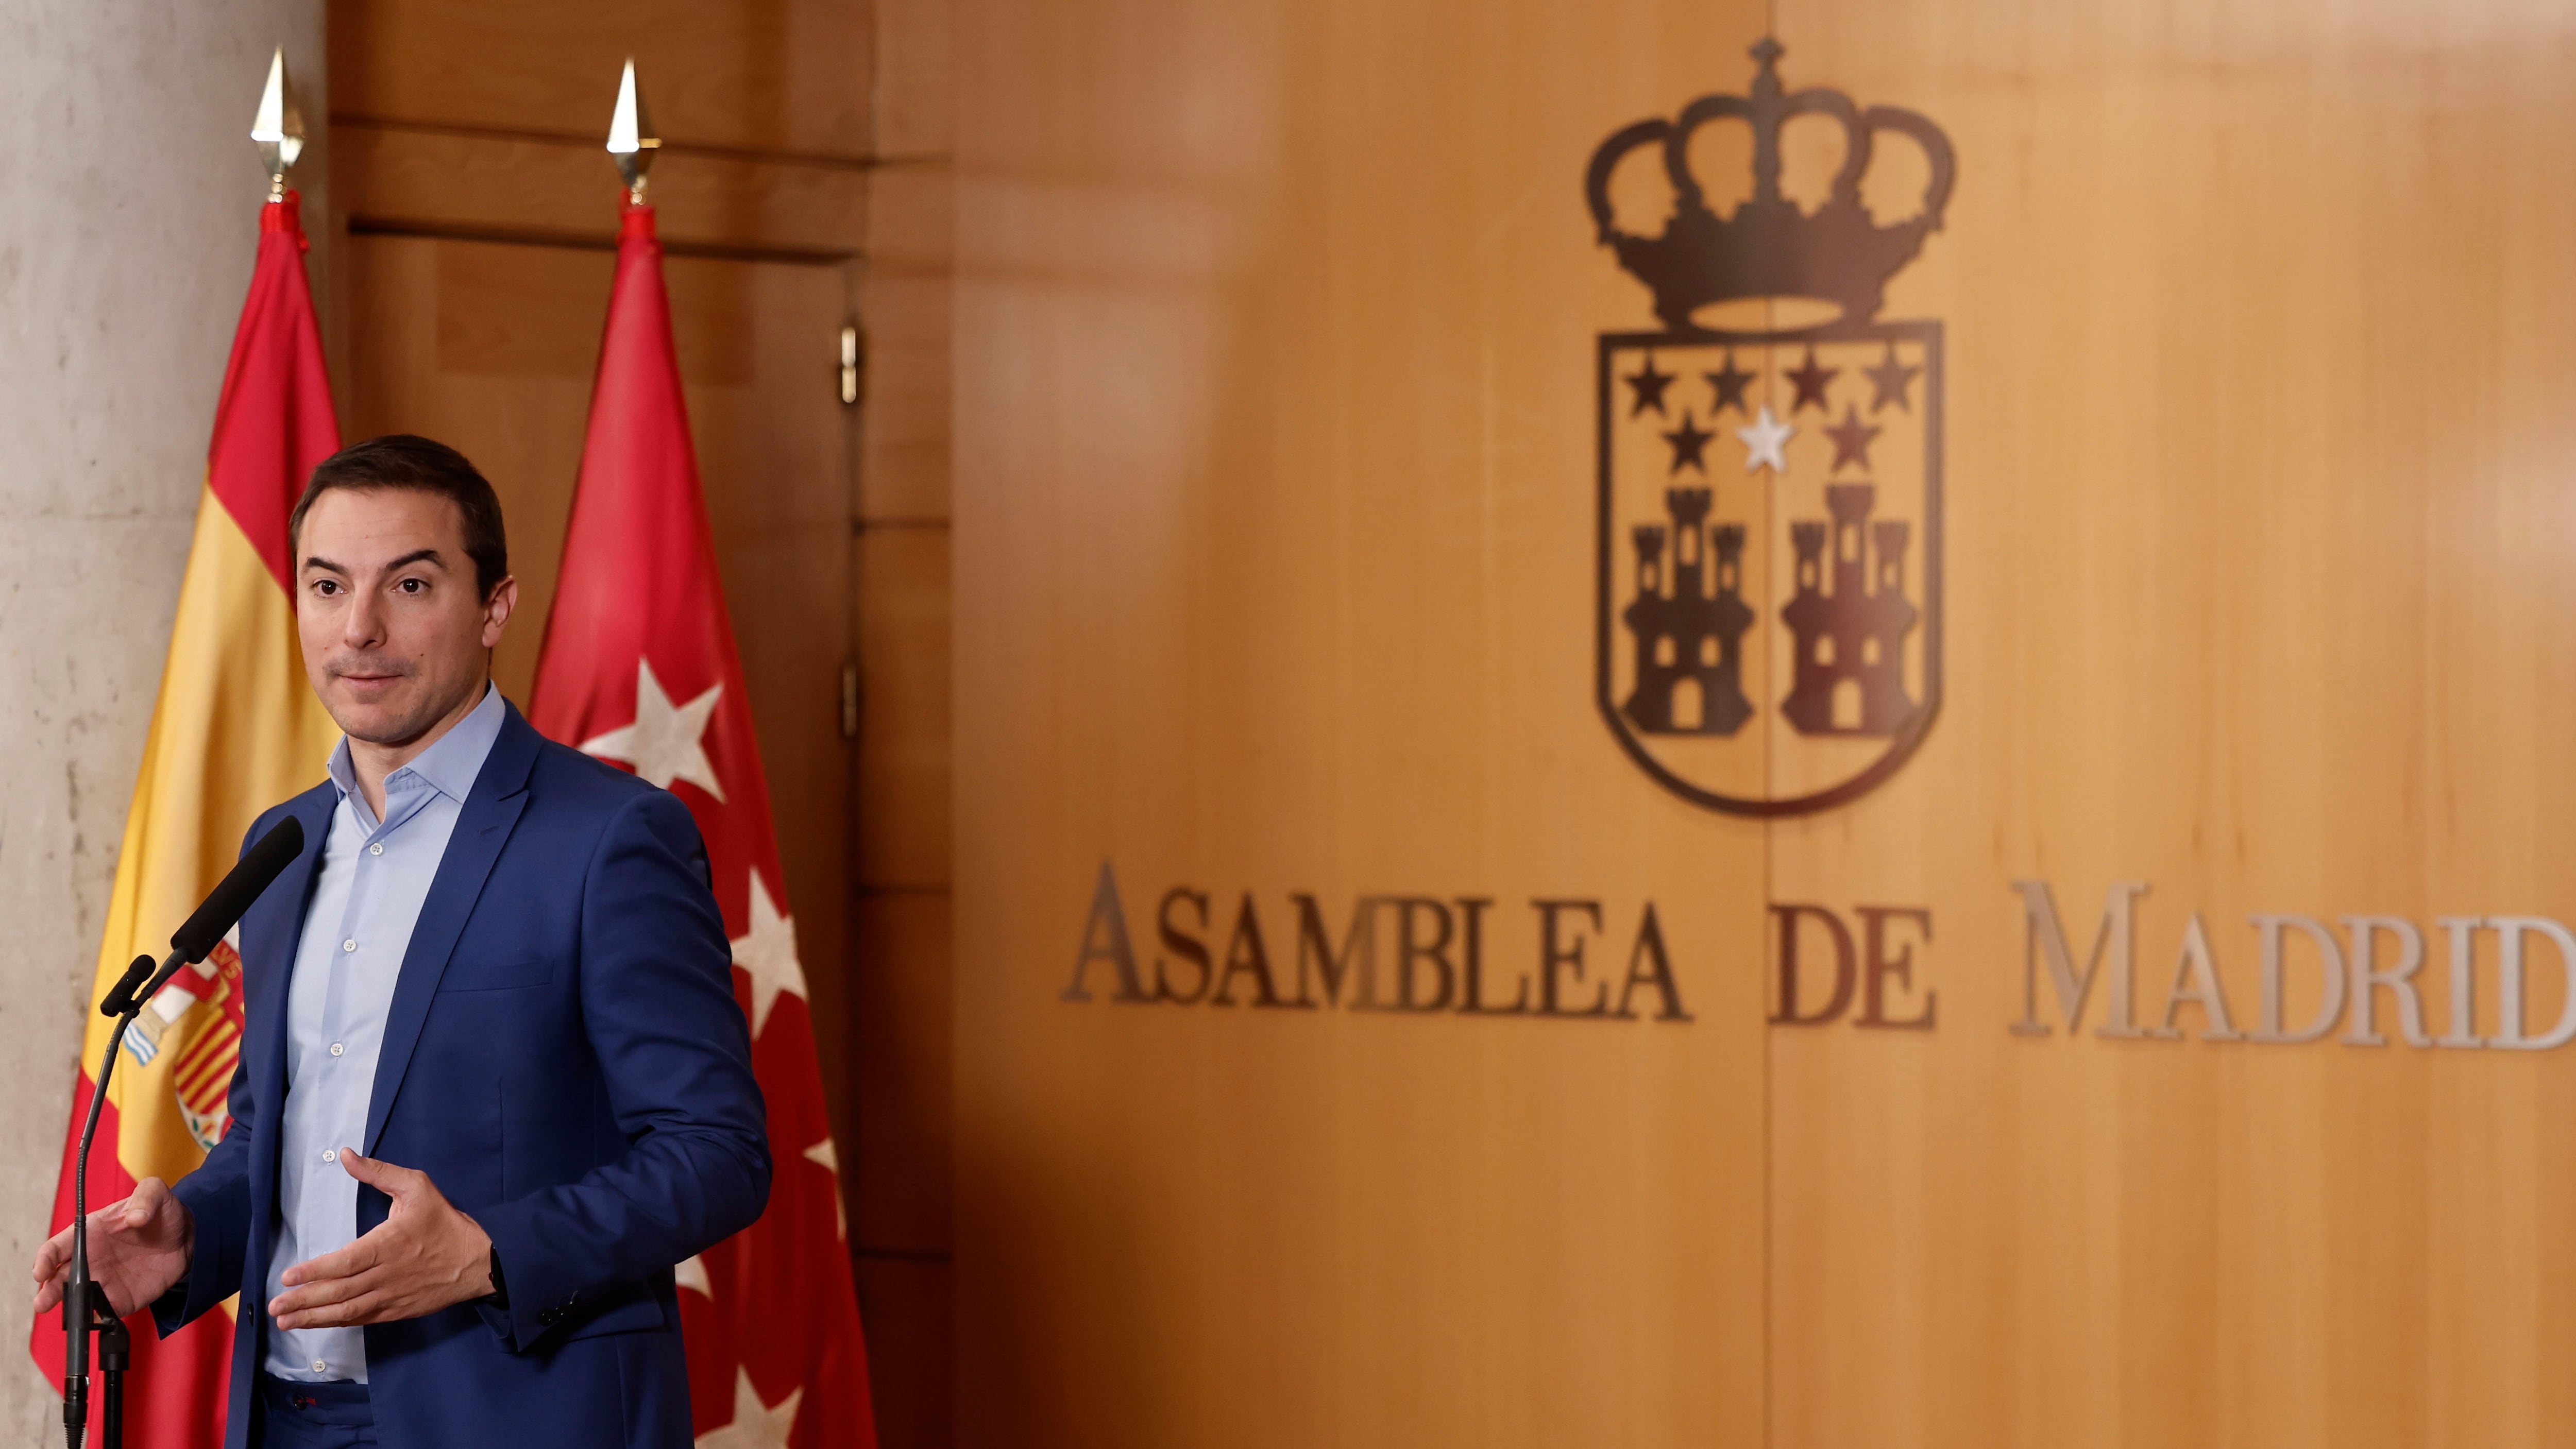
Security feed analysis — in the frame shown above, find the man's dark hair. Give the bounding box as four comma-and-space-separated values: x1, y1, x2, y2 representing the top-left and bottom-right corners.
288, 434, 510, 598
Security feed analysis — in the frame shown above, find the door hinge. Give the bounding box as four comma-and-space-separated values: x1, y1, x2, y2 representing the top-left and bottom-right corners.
839, 323, 862, 406
840, 660, 860, 739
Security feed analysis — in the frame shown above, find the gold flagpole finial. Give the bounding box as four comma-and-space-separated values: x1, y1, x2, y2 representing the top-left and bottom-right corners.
250, 48, 306, 200
605, 59, 660, 204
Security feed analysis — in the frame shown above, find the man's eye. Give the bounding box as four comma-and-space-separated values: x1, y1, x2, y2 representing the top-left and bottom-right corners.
313, 581, 338, 596
398, 579, 425, 594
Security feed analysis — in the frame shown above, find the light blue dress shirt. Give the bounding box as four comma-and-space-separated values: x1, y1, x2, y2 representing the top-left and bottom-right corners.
265, 684, 505, 1385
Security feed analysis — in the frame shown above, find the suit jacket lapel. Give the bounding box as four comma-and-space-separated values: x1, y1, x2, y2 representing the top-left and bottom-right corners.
363, 706, 542, 1155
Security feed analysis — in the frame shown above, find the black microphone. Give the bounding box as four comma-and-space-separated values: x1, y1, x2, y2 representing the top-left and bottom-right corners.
98, 816, 305, 1018
173, 815, 306, 960
94, 956, 158, 1023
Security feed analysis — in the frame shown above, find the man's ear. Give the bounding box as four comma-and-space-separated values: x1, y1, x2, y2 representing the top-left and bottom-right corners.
481, 575, 519, 650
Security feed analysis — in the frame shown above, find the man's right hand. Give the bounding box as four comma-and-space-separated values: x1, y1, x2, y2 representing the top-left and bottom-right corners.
29, 1177, 194, 1319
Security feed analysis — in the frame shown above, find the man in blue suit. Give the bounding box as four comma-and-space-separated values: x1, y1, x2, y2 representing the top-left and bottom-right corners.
29, 435, 769, 1447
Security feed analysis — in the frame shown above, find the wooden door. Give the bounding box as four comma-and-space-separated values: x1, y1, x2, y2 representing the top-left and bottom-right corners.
339, 231, 859, 1143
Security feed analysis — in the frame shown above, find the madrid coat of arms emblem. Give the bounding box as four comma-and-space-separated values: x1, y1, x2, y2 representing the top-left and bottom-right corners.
1589, 40, 1955, 816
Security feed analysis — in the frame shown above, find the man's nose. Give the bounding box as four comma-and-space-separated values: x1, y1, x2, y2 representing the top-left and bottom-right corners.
343, 587, 385, 647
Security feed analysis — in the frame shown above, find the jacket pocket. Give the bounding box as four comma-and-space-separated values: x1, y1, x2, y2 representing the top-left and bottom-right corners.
556, 1282, 670, 1342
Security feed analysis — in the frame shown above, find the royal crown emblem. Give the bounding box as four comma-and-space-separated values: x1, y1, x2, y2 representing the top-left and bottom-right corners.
1589, 41, 1954, 816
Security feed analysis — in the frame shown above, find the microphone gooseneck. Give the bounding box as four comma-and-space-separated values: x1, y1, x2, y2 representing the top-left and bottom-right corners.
65, 812, 307, 1448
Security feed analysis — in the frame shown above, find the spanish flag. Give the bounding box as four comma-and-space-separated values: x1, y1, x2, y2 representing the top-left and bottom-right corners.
26, 191, 341, 1445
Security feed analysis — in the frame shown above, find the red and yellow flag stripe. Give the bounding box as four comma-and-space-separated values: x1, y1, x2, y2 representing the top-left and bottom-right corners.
27, 193, 341, 1447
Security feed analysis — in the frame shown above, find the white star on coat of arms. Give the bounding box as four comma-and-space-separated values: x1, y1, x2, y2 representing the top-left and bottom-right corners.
1736, 403, 1794, 474
580, 658, 727, 801
731, 868, 806, 1037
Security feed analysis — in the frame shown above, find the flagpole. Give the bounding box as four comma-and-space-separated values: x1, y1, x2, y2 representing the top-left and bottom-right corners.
250, 48, 306, 203
606, 58, 660, 207
55, 51, 311, 1449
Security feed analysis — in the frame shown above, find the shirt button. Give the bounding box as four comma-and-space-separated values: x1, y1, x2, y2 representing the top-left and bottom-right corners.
369, 843, 384, 856
342, 940, 357, 953
329, 1043, 345, 1056
321, 1149, 337, 1163
312, 1359, 326, 1373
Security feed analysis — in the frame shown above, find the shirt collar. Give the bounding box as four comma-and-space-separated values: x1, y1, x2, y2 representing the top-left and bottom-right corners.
326, 683, 509, 813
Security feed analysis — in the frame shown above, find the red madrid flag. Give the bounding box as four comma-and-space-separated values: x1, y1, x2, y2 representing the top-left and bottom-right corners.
528, 199, 878, 1448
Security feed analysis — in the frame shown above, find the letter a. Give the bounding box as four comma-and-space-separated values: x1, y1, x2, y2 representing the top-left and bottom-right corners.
2148, 913, 2241, 1041
1211, 894, 1286, 1007
1615, 904, 1692, 1021
1064, 860, 1149, 1002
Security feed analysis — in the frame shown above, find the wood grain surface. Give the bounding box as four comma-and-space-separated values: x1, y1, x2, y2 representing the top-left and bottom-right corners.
950, 0, 2576, 1445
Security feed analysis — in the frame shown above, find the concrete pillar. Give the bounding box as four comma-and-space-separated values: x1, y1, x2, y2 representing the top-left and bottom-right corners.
0, 3, 323, 1434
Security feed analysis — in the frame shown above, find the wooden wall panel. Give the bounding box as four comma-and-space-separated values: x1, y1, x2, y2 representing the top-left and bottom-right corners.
332, 122, 867, 257
950, 3, 2576, 1449
953, 3, 1772, 1446
1757, 8, 2576, 1449
854, 529, 952, 889
328, 0, 869, 155
856, 0, 960, 1437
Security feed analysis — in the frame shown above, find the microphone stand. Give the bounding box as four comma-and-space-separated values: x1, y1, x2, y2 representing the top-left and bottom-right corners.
62, 952, 171, 1449
56, 816, 302, 1449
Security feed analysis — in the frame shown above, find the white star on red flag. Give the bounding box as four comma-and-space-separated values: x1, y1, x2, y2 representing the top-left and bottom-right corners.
694, 1368, 803, 1449
730, 868, 806, 1037
803, 1136, 846, 1241
675, 1254, 711, 1299
580, 657, 727, 800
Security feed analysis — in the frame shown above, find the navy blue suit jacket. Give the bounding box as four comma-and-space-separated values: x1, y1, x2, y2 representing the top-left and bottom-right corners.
158, 702, 770, 1449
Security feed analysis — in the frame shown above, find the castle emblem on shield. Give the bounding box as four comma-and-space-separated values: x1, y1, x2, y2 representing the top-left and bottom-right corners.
1588, 40, 1954, 816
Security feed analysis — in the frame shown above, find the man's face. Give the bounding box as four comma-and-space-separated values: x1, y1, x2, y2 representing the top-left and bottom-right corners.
295, 487, 516, 748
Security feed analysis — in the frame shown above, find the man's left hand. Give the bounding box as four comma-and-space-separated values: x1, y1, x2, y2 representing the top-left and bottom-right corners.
269, 1150, 494, 1329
